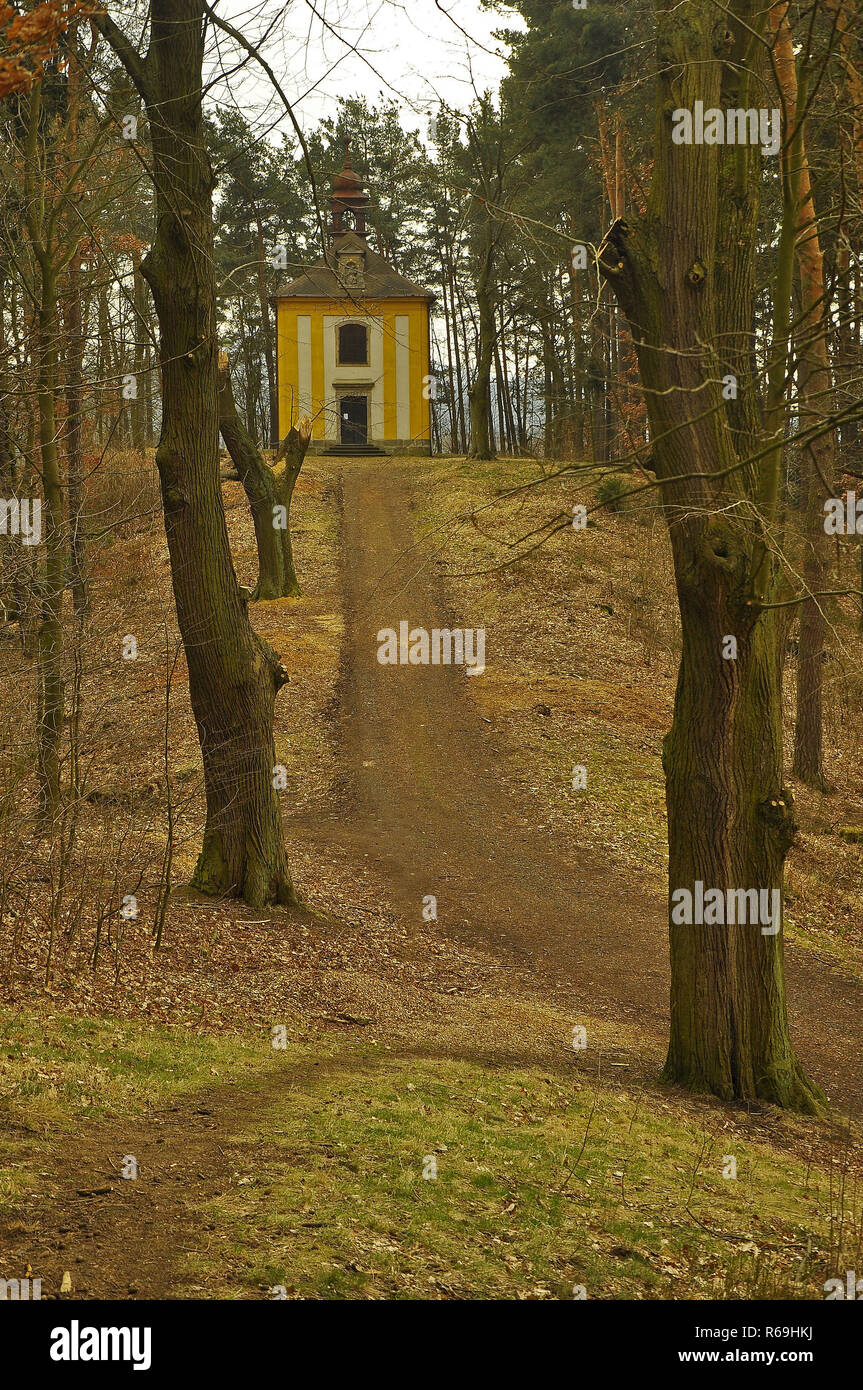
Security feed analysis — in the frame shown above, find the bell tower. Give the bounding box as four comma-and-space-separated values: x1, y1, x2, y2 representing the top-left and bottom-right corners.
330, 142, 368, 291
330, 143, 368, 240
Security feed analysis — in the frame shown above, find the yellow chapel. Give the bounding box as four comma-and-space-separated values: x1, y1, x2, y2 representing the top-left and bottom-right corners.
273, 150, 434, 455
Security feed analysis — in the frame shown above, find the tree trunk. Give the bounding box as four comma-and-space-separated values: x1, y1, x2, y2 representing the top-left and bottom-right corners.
468, 231, 496, 461
565, 234, 587, 457
0, 263, 21, 623
497, 311, 518, 454
596, 0, 822, 1111
218, 356, 309, 599
66, 250, 87, 617
97, 0, 299, 907
549, 326, 566, 460
21, 85, 65, 832
662, 553, 815, 1106
541, 322, 553, 455
34, 257, 64, 831
130, 251, 150, 451
782, 19, 835, 789
457, 286, 473, 453
253, 211, 278, 448
446, 247, 468, 452
273, 425, 310, 597
793, 367, 830, 790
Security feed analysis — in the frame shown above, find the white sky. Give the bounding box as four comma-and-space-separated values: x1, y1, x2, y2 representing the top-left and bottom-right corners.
213, 0, 520, 142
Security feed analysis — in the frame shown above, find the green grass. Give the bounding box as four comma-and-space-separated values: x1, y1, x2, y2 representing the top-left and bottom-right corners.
186, 1051, 856, 1300
1, 1011, 859, 1301
0, 1009, 267, 1132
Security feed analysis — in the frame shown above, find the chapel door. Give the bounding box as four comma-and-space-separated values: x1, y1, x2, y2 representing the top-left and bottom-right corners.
340, 395, 368, 445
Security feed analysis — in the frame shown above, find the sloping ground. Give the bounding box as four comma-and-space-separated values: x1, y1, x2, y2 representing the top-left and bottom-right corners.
337, 459, 863, 1115
1, 1010, 860, 1300
411, 455, 863, 964
0, 453, 861, 1299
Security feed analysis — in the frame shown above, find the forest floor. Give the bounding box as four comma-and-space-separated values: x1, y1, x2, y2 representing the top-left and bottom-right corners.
1, 454, 862, 1299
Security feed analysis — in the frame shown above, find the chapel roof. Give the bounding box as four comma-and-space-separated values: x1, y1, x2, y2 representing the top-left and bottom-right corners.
274, 245, 434, 302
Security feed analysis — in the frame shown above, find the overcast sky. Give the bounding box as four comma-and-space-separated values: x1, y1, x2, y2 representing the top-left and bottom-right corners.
212, 0, 520, 143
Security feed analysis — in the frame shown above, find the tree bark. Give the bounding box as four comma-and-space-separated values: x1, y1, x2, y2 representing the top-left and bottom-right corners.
596, 0, 822, 1111
21, 85, 65, 831
218, 355, 309, 599
96, 0, 299, 907
0, 262, 21, 622
130, 251, 150, 452
468, 226, 496, 461
783, 13, 836, 789
252, 210, 278, 448
446, 242, 468, 451
65, 250, 87, 617
34, 255, 64, 831
272, 424, 311, 596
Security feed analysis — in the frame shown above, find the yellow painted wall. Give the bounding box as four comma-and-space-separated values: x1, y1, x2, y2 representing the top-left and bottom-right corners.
276, 302, 298, 435
310, 313, 324, 441
276, 297, 430, 447
382, 310, 397, 440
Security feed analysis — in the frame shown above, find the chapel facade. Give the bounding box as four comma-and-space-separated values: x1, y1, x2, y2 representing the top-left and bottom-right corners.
273, 149, 434, 454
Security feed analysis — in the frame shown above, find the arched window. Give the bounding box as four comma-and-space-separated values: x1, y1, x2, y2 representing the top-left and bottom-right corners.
338, 322, 368, 365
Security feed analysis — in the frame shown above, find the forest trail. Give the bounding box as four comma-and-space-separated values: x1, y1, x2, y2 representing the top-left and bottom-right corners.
333, 459, 863, 1115
335, 460, 666, 1029
6, 458, 862, 1302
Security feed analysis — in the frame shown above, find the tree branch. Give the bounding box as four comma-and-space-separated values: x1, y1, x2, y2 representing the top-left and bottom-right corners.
91, 7, 151, 104
199, 0, 327, 252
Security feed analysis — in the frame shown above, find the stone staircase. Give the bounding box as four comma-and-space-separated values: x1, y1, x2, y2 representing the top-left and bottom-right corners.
322, 444, 387, 456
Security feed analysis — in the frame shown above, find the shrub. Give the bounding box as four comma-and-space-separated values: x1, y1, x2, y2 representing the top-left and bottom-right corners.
596, 474, 628, 514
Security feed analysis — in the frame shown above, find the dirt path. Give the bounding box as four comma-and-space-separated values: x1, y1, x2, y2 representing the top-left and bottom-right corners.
333, 460, 863, 1115
3, 1053, 379, 1300
336, 462, 666, 1027
5, 456, 861, 1302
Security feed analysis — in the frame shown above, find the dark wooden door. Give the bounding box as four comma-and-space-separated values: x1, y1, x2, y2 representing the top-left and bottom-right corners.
340, 395, 368, 445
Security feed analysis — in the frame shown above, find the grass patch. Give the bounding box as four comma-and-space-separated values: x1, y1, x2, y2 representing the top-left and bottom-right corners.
2, 1007, 859, 1300
185, 1051, 859, 1301
0, 1008, 268, 1135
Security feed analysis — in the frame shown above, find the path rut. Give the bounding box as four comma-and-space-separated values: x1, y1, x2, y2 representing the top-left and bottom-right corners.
335, 460, 862, 1114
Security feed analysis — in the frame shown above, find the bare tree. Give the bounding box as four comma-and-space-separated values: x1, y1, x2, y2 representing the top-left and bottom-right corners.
95, 0, 299, 906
